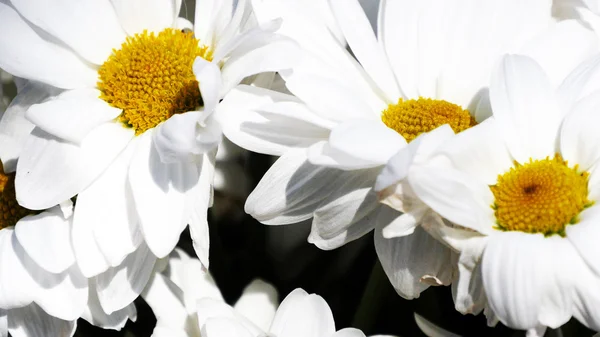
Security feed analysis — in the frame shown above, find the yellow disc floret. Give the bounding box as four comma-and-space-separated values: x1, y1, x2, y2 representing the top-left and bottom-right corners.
490, 154, 592, 236
0, 162, 37, 229
98, 29, 213, 135
381, 98, 476, 142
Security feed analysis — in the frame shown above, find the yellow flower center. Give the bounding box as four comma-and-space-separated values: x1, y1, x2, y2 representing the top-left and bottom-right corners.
490, 155, 592, 236
381, 98, 476, 142
0, 162, 37, 229
98, 28, 213, 135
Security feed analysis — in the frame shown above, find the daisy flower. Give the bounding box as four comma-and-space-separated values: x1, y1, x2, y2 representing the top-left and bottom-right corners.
142, 248, 279, 337
404, 54, 600, 334
0, 0, 296, 302
219, 0, 595, 298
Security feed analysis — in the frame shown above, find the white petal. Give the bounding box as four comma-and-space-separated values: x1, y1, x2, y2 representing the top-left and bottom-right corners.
378, 0, 418, 98
188, 153, 216, 269
202, 317, 255, 337
14, 209, 75, 274
82, 280, 137, 331
560, 91, 600, 171
520, 20, 598, 88
329, 0, 400, 101
196, 299, 263, 335
95, 242, 156, 314
436, 118, 513, 185
177, 255, 223, 313
26, 90, 121, 144
0, 229, 35, 309
410, 165, 495, 235
375, 211, 453, 299
309, 120, 405, 169
11, 0, 125, 64
483, 233, 573, 330
375, 124, 455, 192
129, 132, 199, 258
218, 85, 331, 156
566, 206, 600, 276
450, 233, 487, 315
72, 204, 110, 278
153, 111, 221, 163
74, 141, 142, 267
193, 57, 222, 118
16, 122, 134, 210
269, 289, 336, 337
557, 54, 600, 112
234, 280, 278, 332
219, 34, 300, 95
0, 2, 97, 89
29, 265, 88, 321
245, 150, 327, 225
7, 235, 87, 322
194, 0, 233, 47
490, 54, 561, 162
0, 82, 59, 172
153, 326, 191, 337
7, 304, 76, 337
284, 73, 378, 122
308, 171, 381, 250
110, 0, 180, 35
141, 273, 188, 331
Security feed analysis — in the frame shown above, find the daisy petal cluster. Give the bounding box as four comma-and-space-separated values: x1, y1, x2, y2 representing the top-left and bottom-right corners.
4, 0, 600, 336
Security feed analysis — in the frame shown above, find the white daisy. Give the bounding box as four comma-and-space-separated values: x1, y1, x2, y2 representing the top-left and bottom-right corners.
406, 54, 600, 334
218, 0, 595, 299
0, 0, 296, 313
142, 248, 278, 337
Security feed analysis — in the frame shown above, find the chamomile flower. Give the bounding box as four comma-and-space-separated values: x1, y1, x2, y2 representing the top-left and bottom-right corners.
406, 54, 600, 334
0, 0, 297, 315
218, 0, 595, 299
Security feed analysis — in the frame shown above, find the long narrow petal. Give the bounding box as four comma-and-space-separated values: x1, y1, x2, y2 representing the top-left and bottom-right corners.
74, 142, 142, 267
14, 209, 75, 274
375, 212, 453, 299
82, 280, 137, 331
0, 2, 97, 89
7, 304, 76, 337
309, 120, 405, 169
560, 92, 600, 171
0, 82, 60, 172
219, 85, 331, 156
187, 153, 215, 269
329, 0, 400, 101
95, 243, 156, 314
110, 0, 180, 35
26, 91, 121, 144
483, 233, 573, 330
128, 132, 199, 258
490, 54, 561, 162
11, 0, 125, 64
16, 123, 134, 210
